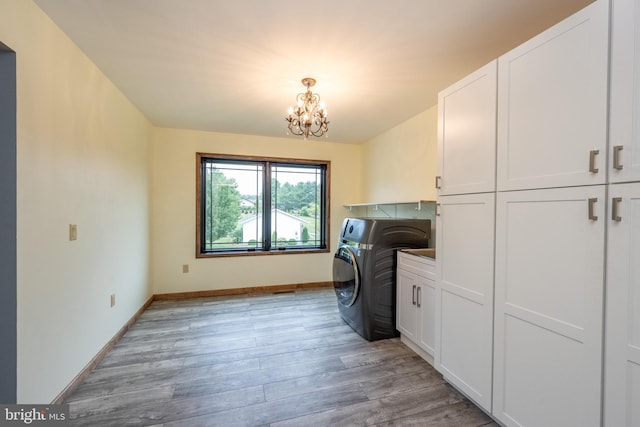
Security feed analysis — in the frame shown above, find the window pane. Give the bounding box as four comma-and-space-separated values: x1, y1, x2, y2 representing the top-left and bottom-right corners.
271, 164, 324, 248
202, 161, 262, 251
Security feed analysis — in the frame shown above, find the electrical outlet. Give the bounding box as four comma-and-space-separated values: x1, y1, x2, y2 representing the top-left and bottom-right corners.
110, 293, 116, 308
69, 224, 77, 241
182, 264, 189, 273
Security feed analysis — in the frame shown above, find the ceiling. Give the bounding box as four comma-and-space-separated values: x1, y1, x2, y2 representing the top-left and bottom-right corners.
34, 0, 594, 144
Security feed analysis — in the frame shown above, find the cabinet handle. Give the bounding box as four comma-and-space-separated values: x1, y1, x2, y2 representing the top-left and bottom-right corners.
588, 198, 598, 221
612, 197, 622, 222
589, 150, 599, 173
435, 203, 441, 216
412, 285, 416, 305
613, 145, 624, 170
435, 176, 442, 189
416, 286, 421, 308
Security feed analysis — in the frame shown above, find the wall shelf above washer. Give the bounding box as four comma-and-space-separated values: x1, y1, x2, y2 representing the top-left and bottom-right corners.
344, 200, 435, 210
343, 201, 436, 219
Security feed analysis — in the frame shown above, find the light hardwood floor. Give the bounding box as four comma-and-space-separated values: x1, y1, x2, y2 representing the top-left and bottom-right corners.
65, 287, 498, 426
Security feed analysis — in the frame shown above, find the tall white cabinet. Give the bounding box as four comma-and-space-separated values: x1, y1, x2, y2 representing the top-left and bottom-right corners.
435, 1, 615, 426
604, 0, 640, 425
491, 2, 610, 426
435, 59, 497, 413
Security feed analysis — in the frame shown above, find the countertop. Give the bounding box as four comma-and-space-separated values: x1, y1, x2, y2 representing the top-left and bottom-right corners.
400, 248, 436, 260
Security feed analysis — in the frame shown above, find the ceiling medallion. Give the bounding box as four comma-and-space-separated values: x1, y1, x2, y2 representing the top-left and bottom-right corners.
285, 77, 329, 139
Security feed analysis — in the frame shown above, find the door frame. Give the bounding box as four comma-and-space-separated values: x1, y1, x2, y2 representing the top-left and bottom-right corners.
0, 40, 17, 404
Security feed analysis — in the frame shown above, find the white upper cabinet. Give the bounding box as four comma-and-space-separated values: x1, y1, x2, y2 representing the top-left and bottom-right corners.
609, 0, 640, 183
497, 0, 609, 191
493, 185, 605, 427
604, 183, 640, 427
437, 60, 497, 195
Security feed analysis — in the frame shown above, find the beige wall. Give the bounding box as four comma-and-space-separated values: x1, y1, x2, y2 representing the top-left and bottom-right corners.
150, 127, 362, 294
1, 0, 152, 403
361, 106, 438, 203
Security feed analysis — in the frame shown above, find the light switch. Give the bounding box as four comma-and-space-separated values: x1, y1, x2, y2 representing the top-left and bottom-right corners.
69, 224, 77, 241
182, 264, 189, 273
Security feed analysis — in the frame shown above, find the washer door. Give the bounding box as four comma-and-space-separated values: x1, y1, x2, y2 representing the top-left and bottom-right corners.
332, 245, 360, 307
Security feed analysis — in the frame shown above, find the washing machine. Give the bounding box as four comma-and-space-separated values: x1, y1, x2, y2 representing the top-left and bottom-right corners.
332, 217, 431, 341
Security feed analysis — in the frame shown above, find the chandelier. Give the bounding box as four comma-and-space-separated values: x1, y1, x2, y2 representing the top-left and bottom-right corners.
285, 77, 329, 139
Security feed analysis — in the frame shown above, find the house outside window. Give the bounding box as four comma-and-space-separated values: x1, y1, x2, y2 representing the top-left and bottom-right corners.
196, 153, 330, 257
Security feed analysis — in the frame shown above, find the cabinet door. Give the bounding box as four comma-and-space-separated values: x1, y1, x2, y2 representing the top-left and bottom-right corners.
609, 0, 640, 183
604, 183, 640, 427
493, 186, 605, 427
437, 60, 497, 195
496, 0, 609, 191
435, 193, 495, 412
396, 268, 418, 342
417, 277, 436, 357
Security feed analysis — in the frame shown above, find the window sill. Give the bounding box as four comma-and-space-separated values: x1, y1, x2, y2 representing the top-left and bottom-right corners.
197, 247, 330, 258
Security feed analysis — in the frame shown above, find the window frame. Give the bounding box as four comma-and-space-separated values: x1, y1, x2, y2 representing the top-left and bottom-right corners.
196, 153, 331, 258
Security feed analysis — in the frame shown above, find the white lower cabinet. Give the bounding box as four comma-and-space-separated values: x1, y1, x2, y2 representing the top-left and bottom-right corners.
435, 193, 495, 412
493, 186, 605, 427
604, 183, 640, 427
396, 251, 436, 362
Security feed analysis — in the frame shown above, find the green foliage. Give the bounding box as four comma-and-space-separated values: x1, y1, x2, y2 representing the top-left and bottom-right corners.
272, 179, 320, 213
204, 169, 241, 242
288, 238, 297, 246
305, 203, 319, 217
301, 227, 310, 243
232, 227, 243, 243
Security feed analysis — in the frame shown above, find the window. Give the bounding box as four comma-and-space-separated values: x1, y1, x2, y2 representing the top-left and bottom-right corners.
196, 153, 330, 257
